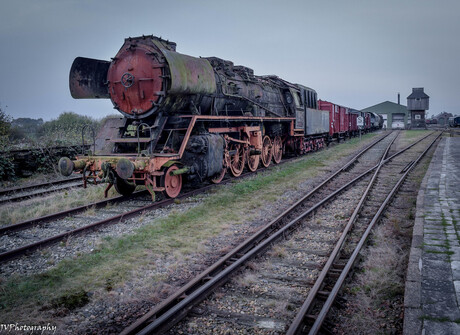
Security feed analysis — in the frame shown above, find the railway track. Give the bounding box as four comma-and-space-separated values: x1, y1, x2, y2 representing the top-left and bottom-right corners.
119, 130, 402, 334
0, 133, 392, 266
121, 131, 439, 334
0, 176, 84, 204
288, 132, 441, 334
0, 176, 236, 264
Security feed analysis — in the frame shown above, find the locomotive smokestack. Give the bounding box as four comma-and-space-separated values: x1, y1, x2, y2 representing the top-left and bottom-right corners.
69, 57, 110, 99
398, 92, 400, 105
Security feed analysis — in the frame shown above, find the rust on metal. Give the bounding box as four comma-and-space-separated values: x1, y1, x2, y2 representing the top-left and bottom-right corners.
162, 165, 182, 198
107, 43, 164, 117
261, 136, 272, 167
272, 136, 283, 164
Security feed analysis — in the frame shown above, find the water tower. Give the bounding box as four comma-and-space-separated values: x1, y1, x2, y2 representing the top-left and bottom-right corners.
407, 87, 429, 129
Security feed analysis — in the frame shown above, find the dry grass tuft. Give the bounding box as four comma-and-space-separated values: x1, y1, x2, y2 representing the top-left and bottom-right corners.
234, 272, 257, 288
333, 213, 410, 334
268, 245, 287, 258
0, 184, 118, 226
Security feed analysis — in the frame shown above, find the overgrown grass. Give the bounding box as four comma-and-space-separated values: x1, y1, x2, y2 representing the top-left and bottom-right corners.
0, 185, 118, 226
419, 316, 460, 323
0, 132, 379, 321
332, 131, 437, 334
334, 224, 408, 333
402, 129, 431, 140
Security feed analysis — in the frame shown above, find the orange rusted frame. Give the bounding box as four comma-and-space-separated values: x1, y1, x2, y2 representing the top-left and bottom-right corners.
225, 136, 249, 145
249, 130, 263, 150
180, 115, 294, 122
209, 125, 260, 134
178, 116, 197, 157
209, 127, 241, 133
72, 114, 293, 189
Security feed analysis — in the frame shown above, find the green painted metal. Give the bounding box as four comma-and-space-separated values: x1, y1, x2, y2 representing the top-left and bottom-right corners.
159, 47, 217, 95
170, 167, 190, 176
161, 160, 181, 168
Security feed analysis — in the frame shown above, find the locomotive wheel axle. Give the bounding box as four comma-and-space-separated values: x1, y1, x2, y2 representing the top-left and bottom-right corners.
161, 165, 183, 198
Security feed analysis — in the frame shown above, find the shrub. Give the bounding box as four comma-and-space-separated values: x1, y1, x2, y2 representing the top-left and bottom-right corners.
37, 112, 100, 146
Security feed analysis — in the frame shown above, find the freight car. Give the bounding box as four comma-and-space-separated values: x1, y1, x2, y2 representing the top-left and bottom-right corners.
348, 109, 360, 137
317, 100, 357, 142
361, 111, 372, 132
58, 35, 372, 200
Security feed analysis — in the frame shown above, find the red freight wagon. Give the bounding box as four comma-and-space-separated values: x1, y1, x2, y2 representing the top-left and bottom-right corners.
349, 109, 359, 136
362, 112, 371, 132
318, 100, 336, 137
318, 100, 349, 141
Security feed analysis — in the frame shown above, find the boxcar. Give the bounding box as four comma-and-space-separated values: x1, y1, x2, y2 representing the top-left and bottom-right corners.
318, 100, 349, 141
348, 109, 359, 136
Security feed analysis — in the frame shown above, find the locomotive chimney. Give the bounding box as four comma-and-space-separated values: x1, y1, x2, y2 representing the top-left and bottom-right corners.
398, 93, 400, 105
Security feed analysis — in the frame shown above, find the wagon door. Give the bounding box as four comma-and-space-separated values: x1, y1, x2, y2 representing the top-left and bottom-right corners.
339, 106, 347, 133
334, 104, 340, 135
293, 88, 305, 131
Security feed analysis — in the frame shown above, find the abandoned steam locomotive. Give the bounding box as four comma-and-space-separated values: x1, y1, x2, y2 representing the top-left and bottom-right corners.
59, 35, 377, 200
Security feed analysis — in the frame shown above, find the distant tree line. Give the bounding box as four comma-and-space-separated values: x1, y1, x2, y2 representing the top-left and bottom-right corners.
2, 111, 108, 149
0, 105, 117, 181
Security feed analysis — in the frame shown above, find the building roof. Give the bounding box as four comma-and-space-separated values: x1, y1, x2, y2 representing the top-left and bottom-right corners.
434, 112, 453, 118
407, 88, 429, 99
361, 101, 408, 115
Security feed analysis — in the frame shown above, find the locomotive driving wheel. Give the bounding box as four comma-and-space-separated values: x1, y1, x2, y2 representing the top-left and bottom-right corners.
246, 150, 260, 172
229, 143, 245, 177
161, 165, 182, 198
211, 163, 226, 184
272, 136, 283, 164
261, 135, 272, 167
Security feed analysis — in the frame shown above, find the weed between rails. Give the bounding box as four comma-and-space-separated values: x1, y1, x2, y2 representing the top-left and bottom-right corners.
0, 184, 118, 226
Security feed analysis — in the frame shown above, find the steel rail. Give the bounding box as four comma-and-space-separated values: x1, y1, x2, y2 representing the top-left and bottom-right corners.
0, 149, 328, 262
0, 153, 294, 236
0, 177, 85, 204
288, 132, 442, 335
286, 131, 400, 335
0, 132, 391, 237
0, 181, 233, 263
121, 132, 395, 335
286, 131, 436, 334
128, 132, 437, 335
0, 176, 82, 197
134, 167, 380, 335
0, 191, 147, 235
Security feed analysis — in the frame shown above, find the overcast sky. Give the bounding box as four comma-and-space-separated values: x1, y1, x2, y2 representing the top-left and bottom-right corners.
1, 0, 459, 121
